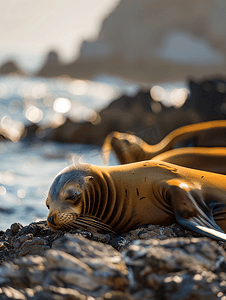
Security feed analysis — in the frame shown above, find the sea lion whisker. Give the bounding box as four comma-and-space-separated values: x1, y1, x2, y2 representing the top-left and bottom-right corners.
61, 221, 77, 231
72, 220, 98, 232
76, 215, 108, 226
80, 218, 114, 232
78, 214, 113, 229
38, 188, 47, 198
78, 215, 107, 225
75, 217, 116, 233
79, 214, 104, 222
60, 224, 71, 231
73, 218, 101, 230
67, 220, 89, 231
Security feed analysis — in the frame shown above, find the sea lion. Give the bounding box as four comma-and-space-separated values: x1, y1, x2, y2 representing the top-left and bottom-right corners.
151, 147, 226, 175
46, 161, 226, 242
101, 120, 226, 165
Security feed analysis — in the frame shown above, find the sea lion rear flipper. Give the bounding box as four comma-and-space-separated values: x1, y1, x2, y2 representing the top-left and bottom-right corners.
166, 182, 226, 242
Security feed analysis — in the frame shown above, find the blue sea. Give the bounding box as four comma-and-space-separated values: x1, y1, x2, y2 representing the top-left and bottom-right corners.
0, 74, 138, 230
0, 73, 186, 230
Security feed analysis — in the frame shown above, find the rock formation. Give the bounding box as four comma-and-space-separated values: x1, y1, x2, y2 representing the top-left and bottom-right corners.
20, 77, 226, 146
20, 89, 200, 145
36, 51, 63, 78
0, 220, 226, 299
36, 0, 226, 83
0, 60, 24, 76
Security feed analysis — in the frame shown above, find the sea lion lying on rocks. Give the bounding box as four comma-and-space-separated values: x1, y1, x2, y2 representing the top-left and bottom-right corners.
46, 161, 226, 242
101, 120, 226, 173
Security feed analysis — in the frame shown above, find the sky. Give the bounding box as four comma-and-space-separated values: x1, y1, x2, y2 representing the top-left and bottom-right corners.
0, 0, 120, 70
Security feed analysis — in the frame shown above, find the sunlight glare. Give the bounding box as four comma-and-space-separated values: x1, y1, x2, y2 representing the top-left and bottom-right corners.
70, 80, 88, 95
1, 115, 24, 142
53, 97, 71, 113
170, 88, 189, 108
83, 108, 101, 125
32, 83, 47, 99
150, 86, 166, 102
1, 171, 14, 186
50, 113, 66, 128
25, 106, 43, 123
17, 189, 26, 199
0, 186, 6, 196
86, 81, 116, 102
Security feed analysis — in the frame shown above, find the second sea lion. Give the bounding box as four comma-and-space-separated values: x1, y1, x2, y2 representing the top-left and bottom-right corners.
101, 120, 226, 165
151, 147, 226, 175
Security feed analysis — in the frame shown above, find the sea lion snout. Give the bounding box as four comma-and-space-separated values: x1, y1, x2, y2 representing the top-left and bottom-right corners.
46, 195, 83, 230
47, 210, 76, 230
47, 214, 55, 225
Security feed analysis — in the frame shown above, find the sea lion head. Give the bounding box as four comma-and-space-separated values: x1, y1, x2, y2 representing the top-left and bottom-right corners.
46, 163, 114, 233
46, 164, 93, 231
107, 131, 146, 164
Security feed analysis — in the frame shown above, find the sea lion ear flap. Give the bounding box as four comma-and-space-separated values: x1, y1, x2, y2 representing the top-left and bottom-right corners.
85, 176, 94, 182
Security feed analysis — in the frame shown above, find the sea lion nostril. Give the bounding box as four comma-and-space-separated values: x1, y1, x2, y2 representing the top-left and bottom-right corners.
48, 215, 55, 225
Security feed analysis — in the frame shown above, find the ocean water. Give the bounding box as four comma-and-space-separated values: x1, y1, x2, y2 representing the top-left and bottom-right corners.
0, 74, 186, 231
0, 74, 139, 230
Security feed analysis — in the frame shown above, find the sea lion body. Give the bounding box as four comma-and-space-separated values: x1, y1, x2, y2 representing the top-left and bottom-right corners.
47, 161, 226, 241
101, 120, 226, 165
152, 147, 226, 175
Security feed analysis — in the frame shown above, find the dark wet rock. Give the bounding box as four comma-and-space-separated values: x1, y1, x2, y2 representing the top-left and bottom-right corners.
0, 221, 63, 264
0, 230, 226, 299
36, 51, 63, 78
20, 123, 40, 141
0, 220, 226, 299
187, 77, 226, 120
22, 89, 201, 146
18, 77, 226, 147
0, 221, 204, 266
0, 60, 24, 76
10, 223, 23, 234
0, 234, 129, 299
123, 238, 226, 299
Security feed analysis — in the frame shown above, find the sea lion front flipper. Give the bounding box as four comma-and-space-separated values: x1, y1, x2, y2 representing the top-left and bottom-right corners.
177, 214, 226, 242
165, 181, 226, 242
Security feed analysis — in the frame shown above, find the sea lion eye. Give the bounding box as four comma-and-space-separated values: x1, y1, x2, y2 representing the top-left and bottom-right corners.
66, 190, 80, 202
67, 194, 76, 200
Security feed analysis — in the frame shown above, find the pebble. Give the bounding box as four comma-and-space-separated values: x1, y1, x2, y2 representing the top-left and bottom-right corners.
10, 223, 23, 234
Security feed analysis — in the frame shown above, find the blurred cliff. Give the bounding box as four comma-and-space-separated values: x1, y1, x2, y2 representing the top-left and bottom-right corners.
1, 0, 226, 83
36, 0, 226, 83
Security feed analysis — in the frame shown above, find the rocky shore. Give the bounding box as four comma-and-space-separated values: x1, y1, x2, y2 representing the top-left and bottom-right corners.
1, 75, 226, 298
0, 220, 226, 299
